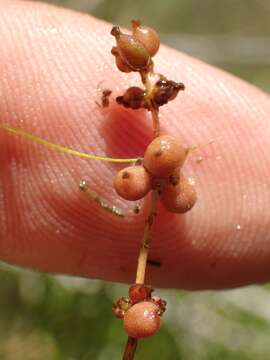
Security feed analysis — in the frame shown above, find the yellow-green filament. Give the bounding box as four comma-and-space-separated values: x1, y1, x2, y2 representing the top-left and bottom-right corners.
189, 140, 214, 153
0, 124, 137, 163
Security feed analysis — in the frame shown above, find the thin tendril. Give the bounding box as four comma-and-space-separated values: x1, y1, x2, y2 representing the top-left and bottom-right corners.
188, 139, 214, 153
0, 124, 137, 164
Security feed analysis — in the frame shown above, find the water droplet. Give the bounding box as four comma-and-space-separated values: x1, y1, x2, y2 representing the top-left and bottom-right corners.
188, 177, 195, 186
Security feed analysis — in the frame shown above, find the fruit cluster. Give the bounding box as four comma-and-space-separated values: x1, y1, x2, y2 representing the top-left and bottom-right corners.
111, 20, 185, 110
113, 284, 166, 339
111, 19, 160, 72
109, 20, 197, 352
114, 135, 197, 214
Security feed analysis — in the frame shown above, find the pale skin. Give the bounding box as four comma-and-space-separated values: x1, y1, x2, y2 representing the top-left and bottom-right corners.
1, 0, 270, 290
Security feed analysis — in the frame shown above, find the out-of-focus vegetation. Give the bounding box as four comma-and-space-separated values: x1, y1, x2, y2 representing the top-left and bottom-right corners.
46, 0, 270, 91
1, 1, 270, 359
2, 265, 270, 359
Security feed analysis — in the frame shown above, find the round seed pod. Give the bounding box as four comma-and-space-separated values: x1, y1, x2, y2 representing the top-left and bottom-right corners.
111, 26, 150, 71
123, 301, 161, 338
114, 165, 151, 201
111, 46, 132, 73
160, 174, 197, 213
115, 54, 132, 73
132, 20, 160, 57
143, 135, 187, 177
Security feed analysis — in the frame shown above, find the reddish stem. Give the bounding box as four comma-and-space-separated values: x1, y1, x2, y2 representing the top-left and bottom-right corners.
122, 337, 138, 360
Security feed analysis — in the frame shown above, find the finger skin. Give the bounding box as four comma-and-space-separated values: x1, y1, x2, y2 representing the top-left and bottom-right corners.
0, 1, 270, 289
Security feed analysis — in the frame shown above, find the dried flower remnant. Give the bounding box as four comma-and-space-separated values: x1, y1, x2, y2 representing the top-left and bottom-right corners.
112, 297, 132, 319
95, 81, 113, 108
129, 284, 153, 304
101, 89, 112, 107
116, 87, 145, 109
152, 78, 185, 107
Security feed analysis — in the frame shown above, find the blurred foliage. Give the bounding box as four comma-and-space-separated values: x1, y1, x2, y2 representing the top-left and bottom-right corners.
44, 0, 270, 92
47, 0, 270, 35
0, 267, 182, 359
2, 1, 270, 359
1, 265, 270, 359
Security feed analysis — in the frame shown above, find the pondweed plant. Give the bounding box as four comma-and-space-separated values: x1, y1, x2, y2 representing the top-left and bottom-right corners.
1, 20, 199, 359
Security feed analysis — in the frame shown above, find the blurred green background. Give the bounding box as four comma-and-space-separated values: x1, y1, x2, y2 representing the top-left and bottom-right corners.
1, 1, 270, 359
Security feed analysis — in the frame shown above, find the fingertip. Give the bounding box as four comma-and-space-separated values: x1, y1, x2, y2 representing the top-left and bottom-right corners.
1, 1, 270, 289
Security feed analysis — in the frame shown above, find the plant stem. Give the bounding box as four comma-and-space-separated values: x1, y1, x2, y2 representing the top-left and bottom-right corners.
122, 337, 138, 360
122, 65, 161, 360
150, 107, 160, 138
122, 190, 158, 360
135, 189, 159, 284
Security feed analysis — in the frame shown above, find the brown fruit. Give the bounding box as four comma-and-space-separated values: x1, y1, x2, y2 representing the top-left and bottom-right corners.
111, 46, 132, 72
114, 165, 151, 201
132, 20, 160, 57
115, 54, 132, 73
143, 135, 187, 177
123, 301, 161, 338
160, 174, 197, 213
111, 26, 150, 71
